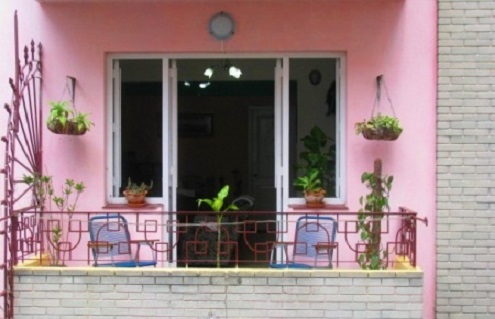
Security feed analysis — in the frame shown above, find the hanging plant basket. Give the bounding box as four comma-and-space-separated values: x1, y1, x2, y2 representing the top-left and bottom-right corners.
361, 127, 401, 141
355, 75, 403, 142
47, 120, 88, 136
46, 78, 93, 136
355, 114, 403, 141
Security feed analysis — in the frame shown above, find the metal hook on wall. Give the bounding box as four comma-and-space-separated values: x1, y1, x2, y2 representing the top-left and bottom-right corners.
66, 76, 76, 106
376, 74, 383, 102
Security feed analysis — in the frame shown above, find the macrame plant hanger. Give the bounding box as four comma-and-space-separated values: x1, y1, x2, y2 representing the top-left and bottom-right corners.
371, 75, 397, 119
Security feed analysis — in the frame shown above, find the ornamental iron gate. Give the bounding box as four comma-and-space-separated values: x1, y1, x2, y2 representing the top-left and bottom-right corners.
1, 12, 43, 319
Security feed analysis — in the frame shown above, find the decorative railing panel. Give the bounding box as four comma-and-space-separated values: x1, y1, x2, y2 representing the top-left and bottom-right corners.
14, 209, 426, 269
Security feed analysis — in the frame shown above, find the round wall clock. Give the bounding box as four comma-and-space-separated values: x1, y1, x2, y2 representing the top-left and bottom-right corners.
209, 12, 235, 41
309, 69, 322, 86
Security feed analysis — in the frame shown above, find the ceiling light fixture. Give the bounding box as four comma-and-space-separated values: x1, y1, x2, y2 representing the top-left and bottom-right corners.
203, 59, 242, 80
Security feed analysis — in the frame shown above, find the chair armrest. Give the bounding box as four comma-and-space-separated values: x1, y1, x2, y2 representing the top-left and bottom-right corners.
313, 242, 338, 251
88, 241, 113, 249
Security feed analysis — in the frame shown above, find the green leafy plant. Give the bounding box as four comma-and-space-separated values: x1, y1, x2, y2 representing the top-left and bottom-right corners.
52, 179, 86, 215
355, 113, 403, 141
197, 185, 239, 267
296, 126, 336, 196
293, 168, 322, 193
24, 174, 86, 265
51, 225, 63, 266
23, 173, 54, 209
124, 178, 153, 195
197, 185, 239, 224
46, 100, 94, 135
357, 161, 393, 270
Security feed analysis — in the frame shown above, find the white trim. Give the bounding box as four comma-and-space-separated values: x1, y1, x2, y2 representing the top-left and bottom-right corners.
168, 60, 178, 211
281, 57, 290, 210
274, 59, 282, 211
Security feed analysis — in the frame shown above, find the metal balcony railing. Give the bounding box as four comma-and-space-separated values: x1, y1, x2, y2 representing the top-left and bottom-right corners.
13, 208, 426, 269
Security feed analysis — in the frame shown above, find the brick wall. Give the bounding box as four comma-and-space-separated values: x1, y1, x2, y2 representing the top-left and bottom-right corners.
14, 268, 423, 319
437, 0, 495, 318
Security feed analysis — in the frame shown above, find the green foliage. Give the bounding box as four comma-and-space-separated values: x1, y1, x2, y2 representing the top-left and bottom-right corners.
52, 179, 86, 213
296, 126, 336, 196
124, 178, 153, 195
24, 174, 86, 214
197, 185, 239, 217
196, 185, 239, 267
46, 101, 94, 134
357, 170, 394, 270
355, 113, 403, 135
293, 168, 322, 192
23, 173, 54, 208
24, 173, 86, 266
51, 225, 63, 266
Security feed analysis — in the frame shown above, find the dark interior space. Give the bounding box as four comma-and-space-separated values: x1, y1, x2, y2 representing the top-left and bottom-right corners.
121, 82, 163, 197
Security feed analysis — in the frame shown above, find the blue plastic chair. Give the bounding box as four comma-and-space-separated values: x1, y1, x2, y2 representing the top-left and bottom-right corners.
88, 215, 157, 267
270, 215, 337, 269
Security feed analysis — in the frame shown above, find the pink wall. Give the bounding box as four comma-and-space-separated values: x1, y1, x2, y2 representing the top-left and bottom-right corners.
1, 1, 437, 318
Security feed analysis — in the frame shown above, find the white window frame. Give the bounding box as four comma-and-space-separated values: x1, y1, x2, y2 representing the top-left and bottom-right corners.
106, 53, 346, 208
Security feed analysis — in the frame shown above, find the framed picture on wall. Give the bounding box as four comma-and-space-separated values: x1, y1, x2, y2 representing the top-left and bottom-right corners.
179, 113, 213, 138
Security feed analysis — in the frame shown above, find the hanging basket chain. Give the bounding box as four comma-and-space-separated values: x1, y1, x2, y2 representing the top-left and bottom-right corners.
371, 75, 396, 118
59, 76, 76, 110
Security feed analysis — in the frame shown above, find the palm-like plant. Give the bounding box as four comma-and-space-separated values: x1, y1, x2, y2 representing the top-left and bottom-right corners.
197, 185, 238, 267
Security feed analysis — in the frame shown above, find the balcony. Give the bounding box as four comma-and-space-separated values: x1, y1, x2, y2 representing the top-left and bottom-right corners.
13, 208, 425, 318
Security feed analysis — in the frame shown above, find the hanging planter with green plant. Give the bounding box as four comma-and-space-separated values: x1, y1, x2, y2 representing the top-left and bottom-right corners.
355, 113, 403, 141
46, 100, 93, 135
355, 75, 403, 141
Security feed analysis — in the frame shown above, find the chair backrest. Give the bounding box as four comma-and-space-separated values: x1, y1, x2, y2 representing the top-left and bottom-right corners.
232, 195, 255, 211
293, 216, 337, 264
89, 215, 132, 262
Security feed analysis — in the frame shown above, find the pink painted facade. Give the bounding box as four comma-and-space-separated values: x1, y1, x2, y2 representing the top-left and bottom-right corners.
1, 0, 437, 318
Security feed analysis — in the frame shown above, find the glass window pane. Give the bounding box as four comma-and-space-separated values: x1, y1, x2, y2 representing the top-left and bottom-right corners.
119, 59, 163, 197
289, 58, 338, 198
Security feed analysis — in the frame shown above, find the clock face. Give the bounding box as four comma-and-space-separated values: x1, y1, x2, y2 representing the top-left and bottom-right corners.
209, 12, 235, 40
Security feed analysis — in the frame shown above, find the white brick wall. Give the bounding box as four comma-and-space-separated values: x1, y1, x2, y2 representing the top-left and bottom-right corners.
14, 268, 423, 319
437, 0, 495, 318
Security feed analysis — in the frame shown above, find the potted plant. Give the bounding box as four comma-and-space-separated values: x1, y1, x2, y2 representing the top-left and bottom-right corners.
46, 100, 94, 135
123, 178, 153, 207
355, 113, 403, 141
294, 125, 335, 203
196, 185, 239, 267
293, 168, 326, 207
357, 159, 392, 270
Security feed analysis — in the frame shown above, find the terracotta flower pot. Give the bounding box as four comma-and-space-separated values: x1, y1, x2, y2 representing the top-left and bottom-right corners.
304, 188, 326, 207
123, 190, 148, 207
